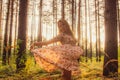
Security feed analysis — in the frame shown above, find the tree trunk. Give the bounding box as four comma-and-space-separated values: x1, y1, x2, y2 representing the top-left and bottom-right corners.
103, 0, 118, 77
97, 1, 101, 61
2, 0, 10, 65
8, 0, 14, 64
0, 0, 3, 55
95, 0, 98, 61
77, 0, 81, 46
0, 0, 2, 31
16, 0, 28, 72
72, 0, 74, 31
117, 0, 120, 45
53, 0, 57, 42
85, 0, 88, 62
61, 0, 65, 19
88, 0, 92, 61
31, 1, 35, 42
14, 0, 18, 55
37, 0, 42, 42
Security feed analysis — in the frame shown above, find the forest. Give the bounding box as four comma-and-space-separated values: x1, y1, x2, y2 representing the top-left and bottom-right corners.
0, 0, 120, 80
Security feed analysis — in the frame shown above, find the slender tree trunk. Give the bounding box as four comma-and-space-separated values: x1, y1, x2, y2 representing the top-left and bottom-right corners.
119, 0, 120, 45
16, 0, 28, 72
14, 0, 18, 55
95, 0, 98, 61
72, 0, 74, 31
2, 0, 11, 65
74, 0, 76, 34
53, 0, 57, 45
31, 1, 35, 42
30, 14, 34, 42
61, 0, 65, 19
37, 0, 42, 42
103, 0, 118, 77
88, 0, 92, 61
0, 0, 2, 31
8, 0, 14, 64
55, 0, 57, 39
53, 0, 55, 38
85, 0, 88, 62
54, 0, 58, 35
117, 0, 120, 45
97, 1, 101, 61
0, 0, 3, 56
77, 0, 81, 46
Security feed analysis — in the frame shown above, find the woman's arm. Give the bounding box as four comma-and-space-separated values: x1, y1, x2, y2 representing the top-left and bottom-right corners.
30, 34, 62, 49
35, 36, 61, 46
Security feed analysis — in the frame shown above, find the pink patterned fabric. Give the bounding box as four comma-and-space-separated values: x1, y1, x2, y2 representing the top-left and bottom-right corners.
31, 33, 83, 72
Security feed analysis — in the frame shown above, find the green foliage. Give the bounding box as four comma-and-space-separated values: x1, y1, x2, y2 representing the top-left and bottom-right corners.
14, 44, 19, 55
16, 52, 26, 65
17, 39, 24, 45
78, 57, 103, 78
0, 64, 16, 78
16, 39, 27, 72
118, 45, 120, 57
24, 54, 36, 73
0, 53, 120, 80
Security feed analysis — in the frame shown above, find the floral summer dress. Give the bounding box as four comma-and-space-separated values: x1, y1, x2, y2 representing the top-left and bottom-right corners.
31, 33, 83, 72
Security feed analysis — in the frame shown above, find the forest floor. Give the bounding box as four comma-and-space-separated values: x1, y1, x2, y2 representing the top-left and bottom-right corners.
0, 56, 120, 80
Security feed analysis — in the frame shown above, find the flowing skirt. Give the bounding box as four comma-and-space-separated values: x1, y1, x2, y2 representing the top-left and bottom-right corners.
31, 44, 83, 72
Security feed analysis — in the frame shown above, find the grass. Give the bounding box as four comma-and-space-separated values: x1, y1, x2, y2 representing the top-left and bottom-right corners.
0, 56, 120, 80
0, 51, 120, 80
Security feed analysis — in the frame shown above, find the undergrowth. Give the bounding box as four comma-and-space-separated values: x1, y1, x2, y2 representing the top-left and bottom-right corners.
0, 53, 120, 80
0, 56, 120, 80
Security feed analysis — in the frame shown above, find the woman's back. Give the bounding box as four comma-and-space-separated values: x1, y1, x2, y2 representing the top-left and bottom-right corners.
59, 33, 76, 45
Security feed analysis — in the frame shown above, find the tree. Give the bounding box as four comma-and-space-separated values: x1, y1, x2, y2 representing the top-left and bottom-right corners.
117, 0, 120, 44
2, 0, 11, 65
61, 0, 65, 19
16, 0, 28, 72
103, 0, 118, 77
8, 0, 14, 64
88, 0, 92, 61
97, 0, 101, 61
77, 0, 81, 45
85, 0, 88, 62
72, 0, 74, 31
52, 0, 57, 38
95, 0, 98, 61
14, 0, 19, 54
0, 0, 3, 55
31, 1, 35, 42
0, 0, 2, 31
37, 0, 42, 42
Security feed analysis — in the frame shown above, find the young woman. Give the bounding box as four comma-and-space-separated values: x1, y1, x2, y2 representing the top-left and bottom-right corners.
30, 19, 83, 80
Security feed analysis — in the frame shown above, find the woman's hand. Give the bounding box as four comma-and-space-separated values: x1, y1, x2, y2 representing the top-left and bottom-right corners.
30, 42, 42, 50
30, 43, 35, 50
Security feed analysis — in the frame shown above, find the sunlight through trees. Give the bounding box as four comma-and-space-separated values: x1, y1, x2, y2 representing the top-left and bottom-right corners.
0, 0, 119, 79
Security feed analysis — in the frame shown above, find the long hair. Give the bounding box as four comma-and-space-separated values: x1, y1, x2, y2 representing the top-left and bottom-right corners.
58, 19, 77, 44
58, 19, 74, 37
